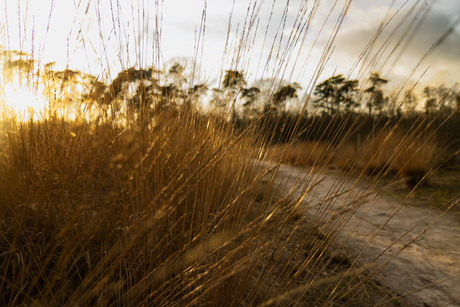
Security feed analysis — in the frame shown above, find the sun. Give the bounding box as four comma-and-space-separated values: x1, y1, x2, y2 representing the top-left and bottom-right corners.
2, 84, 47, 121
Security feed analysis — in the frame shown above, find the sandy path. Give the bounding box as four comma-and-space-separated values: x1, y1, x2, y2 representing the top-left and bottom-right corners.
257, 161, 460, 307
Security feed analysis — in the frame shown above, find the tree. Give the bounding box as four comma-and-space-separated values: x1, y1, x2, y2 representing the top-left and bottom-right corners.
165, 58, 190, 89
104, 67, 154, 105
402, 90, 417, 114
423, 85, 459, 113
159, 84, 178, 106
423, 86, 438, 114
313, 75, 359, 115
167, 62, 187, 104
101, 67, 159, 119
81, 77, 107, 105
241, 86, 261, 119
189, 84, 208, 95
221, 70, 246, 122
222, 70, 246, 90
210, 88, 225, 109
165, 61, 209, 109
365, 73, 388, 115
271, 84, 300, 113
54, 69, 83, 104
455, 93, 460, 111
0, 49, 34, 85
169, 63, 185, 79
36, 66, 93, 113
242, 87, 261, 107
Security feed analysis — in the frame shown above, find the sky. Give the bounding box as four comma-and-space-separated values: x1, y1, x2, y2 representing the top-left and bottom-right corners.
1, 0, 460, 95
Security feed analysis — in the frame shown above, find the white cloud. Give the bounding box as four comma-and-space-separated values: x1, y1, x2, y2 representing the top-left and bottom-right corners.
1, 0, 459, 89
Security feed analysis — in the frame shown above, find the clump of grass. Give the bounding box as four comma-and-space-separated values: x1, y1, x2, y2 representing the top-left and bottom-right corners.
269, 141, 332, 167
1, 96, 415, 306
0, 102, 380, 306
392, 135, 440, 188
331, 127, 442, 188
332, 142, 359, 171
357, 130, 402, 176
0, 105, 271, 305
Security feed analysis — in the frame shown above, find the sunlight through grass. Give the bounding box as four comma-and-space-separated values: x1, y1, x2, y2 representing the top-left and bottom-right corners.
2, 84, 46, 120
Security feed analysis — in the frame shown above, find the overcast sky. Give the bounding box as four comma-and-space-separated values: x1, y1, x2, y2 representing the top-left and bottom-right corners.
2, 0, 460, 93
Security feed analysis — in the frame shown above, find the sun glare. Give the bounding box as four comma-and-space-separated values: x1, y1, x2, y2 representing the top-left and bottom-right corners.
3, 84, 47, 121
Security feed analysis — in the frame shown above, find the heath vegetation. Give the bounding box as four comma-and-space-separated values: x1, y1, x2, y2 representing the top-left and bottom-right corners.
0, 0, 459, 306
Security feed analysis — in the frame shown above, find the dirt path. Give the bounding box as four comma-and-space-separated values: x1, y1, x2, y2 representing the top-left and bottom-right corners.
258, 161, 460, 307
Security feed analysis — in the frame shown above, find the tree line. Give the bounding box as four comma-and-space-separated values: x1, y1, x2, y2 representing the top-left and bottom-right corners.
2, 47, 459, 121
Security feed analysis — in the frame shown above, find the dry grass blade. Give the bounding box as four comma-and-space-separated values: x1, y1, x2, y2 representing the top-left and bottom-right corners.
256, 266, 371, 307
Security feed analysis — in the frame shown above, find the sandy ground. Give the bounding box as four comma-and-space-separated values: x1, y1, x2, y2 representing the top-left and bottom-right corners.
258, 161, 460, 307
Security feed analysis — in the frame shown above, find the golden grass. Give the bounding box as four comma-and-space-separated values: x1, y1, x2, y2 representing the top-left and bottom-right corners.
0, 1, 457, 306
0, 108, 266, 305
275, 127, 442, 189
392, 135, 440, 188
0, 102, 413, 306
337, 128, 441, 188
1, 102, 380, 306
269, 141, 333, 167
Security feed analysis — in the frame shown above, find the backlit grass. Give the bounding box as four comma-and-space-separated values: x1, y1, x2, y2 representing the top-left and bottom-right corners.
0, 0, 459, 306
